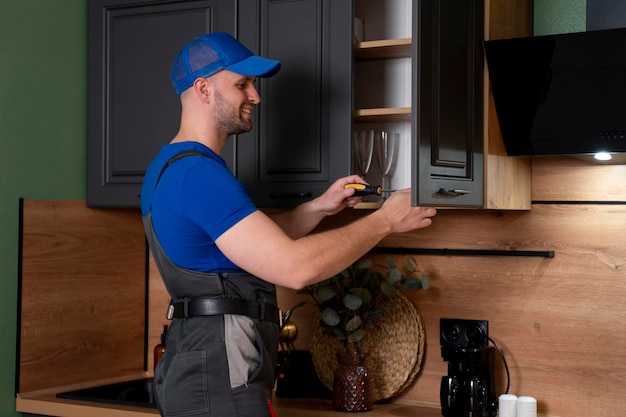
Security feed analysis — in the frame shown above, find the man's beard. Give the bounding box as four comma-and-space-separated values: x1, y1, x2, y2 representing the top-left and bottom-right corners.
213, 89, 253, 135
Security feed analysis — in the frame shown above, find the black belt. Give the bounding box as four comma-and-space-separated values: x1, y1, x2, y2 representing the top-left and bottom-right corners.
168, 298, 280, 325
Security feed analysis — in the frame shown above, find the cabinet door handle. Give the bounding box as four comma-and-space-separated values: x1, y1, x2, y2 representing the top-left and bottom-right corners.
269, 192, 313, 199
437, 188, 471, 196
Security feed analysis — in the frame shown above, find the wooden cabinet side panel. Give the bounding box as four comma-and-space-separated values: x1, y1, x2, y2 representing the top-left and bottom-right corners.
483, 0, 533, 209
18, 201, 147, 393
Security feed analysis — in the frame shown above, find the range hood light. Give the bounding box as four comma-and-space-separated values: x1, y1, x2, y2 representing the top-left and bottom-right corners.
593, 152, 612, 161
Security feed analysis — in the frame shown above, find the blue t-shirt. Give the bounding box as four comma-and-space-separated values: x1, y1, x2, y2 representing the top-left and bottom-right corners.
141, 142, 257, 272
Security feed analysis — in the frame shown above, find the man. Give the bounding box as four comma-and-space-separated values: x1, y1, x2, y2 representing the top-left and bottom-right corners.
141, 32, 436, 417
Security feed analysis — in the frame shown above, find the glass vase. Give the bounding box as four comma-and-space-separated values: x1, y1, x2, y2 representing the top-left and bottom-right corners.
332, 351, 373, 412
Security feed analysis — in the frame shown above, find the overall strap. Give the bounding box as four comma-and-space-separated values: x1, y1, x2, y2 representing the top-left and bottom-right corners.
154, 150, 211, 191
144, 148, 279, 324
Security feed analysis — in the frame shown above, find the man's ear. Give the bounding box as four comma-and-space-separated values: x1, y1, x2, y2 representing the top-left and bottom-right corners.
192, 77, 211, 103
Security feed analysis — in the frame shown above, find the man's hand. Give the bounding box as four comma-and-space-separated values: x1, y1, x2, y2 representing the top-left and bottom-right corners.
314, 175, 370, 216
377, 189, 437, 234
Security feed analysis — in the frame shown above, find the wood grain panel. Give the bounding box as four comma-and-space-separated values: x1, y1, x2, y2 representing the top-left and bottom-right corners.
487, 0, 532, 41
19, 200, 147, 393
483, 0, 533, 210
532, 156, 626, 202
277, 204, 626, 417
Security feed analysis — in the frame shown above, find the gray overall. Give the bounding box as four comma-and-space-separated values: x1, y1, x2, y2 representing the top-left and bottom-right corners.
143, 151, 280, 417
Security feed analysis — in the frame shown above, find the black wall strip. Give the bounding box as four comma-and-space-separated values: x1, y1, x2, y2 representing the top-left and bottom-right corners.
143, 239, 150, 373
532, 200, 626, 205
371, 247, 555, 258
15, 198, 23, 395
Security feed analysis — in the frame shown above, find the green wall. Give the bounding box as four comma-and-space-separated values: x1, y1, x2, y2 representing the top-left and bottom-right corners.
534, 0, 586, 35
0, 1, 86, 416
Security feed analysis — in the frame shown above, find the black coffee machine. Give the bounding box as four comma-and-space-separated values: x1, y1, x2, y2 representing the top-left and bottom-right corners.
440, 318, 497, 417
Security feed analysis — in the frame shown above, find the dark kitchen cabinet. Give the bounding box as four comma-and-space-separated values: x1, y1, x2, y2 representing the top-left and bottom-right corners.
87, 0, 531, 209
412, 0, 484, 207
87, 0, 351, 208
87, 0, 235, 207
349, 0, 486, 209
410, 0, 532, 209
353, 0, 530, 209
234, 0, 353, 207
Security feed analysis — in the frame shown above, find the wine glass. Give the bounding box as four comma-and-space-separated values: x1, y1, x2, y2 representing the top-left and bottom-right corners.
375, 131, 398, 200
353, 130, 374, 178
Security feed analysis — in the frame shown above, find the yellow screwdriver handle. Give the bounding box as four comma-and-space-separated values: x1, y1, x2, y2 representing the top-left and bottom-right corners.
343, 183, 382, 196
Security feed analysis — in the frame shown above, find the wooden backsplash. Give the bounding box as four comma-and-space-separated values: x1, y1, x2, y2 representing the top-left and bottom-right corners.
275, 156, 626, 417
19, 201, 147, 393
18, 156, 623, 416
146, 156, 626, 417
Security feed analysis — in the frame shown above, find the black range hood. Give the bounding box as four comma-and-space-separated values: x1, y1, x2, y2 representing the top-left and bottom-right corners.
483, 27, 626, 157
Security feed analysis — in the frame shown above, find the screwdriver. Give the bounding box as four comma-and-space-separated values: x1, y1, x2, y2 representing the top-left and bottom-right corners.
343, 183, 395, 196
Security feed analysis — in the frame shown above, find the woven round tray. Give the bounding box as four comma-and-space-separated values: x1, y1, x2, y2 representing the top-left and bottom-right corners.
310, 292, 425, 402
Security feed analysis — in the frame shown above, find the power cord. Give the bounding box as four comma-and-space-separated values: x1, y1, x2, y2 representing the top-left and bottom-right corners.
489, 337, 510, 395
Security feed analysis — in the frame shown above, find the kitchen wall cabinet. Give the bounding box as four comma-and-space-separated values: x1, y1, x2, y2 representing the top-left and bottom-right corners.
354, 0, 532, 209
234, 0, 353, 207
87, 0, 351, 208
427, 0, 533, 210
265, 0, 527, 210
87, 0, 235, 207
87, 0, 531, 210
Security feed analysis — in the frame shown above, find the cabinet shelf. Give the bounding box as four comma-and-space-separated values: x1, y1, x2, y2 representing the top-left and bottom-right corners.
354, 201, 383, 209
354, 38, 412, 60
353, 38, 411, 123
353, 107, 411, 123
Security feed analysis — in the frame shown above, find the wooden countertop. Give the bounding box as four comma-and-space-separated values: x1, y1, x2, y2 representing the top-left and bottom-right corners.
16, 392, 160, 417
17, 391, 441, 417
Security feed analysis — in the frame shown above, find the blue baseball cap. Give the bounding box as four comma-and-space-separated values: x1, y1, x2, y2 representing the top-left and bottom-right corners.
171, 32, 282, 95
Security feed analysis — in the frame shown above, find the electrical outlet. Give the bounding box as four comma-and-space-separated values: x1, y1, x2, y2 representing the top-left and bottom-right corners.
440, 318, 489, 349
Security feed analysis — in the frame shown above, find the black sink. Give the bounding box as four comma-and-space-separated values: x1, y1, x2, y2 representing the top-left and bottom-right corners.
57, 378, 157, 408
